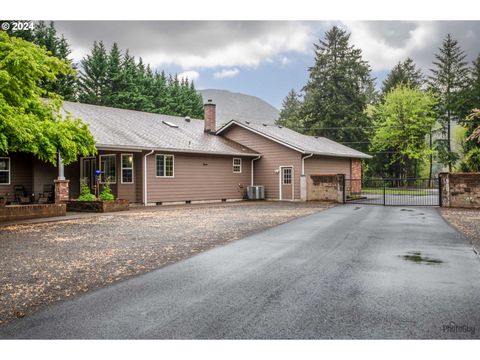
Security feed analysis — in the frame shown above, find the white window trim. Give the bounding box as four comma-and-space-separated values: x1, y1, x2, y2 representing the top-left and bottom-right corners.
155, 154, 175, 178
282, 167, 292, 185
233, 158, 242, 173
121, 153, 134, 184
278, 165, 295, 201
0, 157, 10, 185
99, 154, 117, 184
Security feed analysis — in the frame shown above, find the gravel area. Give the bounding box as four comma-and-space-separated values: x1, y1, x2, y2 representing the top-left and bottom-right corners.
0, 201, 332, 325
440, 207, 480, 254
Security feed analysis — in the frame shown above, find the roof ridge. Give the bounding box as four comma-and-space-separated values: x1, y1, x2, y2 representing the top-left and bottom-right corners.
62, 100, 205, 123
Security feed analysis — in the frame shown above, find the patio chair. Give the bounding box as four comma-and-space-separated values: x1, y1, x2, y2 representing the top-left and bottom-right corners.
14, 185, 31, 204
38, 184, 55, 204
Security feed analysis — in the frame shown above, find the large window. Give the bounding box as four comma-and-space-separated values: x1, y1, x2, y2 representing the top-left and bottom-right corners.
282, 167, 292, 185
100, 154, 116, 183
156, 154, 174, 177
233, 158, 242, 173
121, 154, 134, 184
0, 157, 10, 185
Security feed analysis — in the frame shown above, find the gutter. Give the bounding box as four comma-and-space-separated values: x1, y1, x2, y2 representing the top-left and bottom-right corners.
251, 155, 262, 186
143, 150, 155, 205
301, 153, 314, 175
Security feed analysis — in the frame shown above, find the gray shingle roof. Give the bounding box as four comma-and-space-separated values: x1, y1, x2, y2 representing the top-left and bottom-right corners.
217, 120, 372, 159
61, 101, 259, 157
199, 89, 279, 126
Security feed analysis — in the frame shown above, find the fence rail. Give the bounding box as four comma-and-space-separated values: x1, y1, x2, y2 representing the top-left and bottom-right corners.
344, 178, 440, 206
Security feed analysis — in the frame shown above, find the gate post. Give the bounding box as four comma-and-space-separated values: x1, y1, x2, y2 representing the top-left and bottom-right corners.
383, 179, 386, 206
438, 175, 442, 207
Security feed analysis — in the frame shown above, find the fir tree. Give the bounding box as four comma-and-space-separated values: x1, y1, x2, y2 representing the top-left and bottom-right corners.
429, 34, 469, 171
78, 41, 109, 105
277, 89, 302, 130
104, 42, 123, 106
300, 26, 374, 152
381, 58, 424, 95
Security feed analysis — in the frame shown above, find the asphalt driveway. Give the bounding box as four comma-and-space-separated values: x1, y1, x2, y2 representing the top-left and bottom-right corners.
1, 205, 479, 339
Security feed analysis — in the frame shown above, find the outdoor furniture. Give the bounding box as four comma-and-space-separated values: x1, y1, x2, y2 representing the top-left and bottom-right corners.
13, 185, 31, 204
38, 184, 55, 204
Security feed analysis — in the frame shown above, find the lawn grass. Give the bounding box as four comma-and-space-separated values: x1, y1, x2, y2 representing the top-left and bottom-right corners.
361, 188, 433, 195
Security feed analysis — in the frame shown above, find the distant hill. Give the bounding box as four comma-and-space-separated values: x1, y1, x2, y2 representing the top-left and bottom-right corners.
198, 89, 279, 126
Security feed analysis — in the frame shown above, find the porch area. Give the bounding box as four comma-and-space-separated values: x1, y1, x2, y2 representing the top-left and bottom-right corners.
0, 151, 143, 207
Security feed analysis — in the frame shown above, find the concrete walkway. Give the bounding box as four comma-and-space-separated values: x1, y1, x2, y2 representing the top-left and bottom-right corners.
1, 205, 479, 339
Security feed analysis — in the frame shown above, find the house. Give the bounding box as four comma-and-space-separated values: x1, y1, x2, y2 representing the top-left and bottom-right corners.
0, 99, 371, 205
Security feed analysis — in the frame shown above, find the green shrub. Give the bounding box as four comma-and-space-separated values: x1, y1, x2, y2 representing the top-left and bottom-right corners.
99, 177, 115, 201
463, 148, 480, 172
78, 178, 96, 201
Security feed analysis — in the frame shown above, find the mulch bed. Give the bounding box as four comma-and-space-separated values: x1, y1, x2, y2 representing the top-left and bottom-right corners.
440, 207, 480, 254
0, 201, 332, 325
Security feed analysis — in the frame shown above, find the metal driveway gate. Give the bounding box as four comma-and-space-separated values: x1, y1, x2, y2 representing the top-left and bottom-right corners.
344, 178, 440, 206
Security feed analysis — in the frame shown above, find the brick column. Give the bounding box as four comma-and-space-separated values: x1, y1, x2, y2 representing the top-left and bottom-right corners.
351, 159, 362, 193
54, 179, 70, 203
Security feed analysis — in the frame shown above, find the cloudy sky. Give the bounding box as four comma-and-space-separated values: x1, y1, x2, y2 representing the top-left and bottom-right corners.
54, 21, 480, 108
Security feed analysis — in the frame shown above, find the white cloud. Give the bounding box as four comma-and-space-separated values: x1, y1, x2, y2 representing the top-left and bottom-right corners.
341, 21, 480, 72
213, 68, 240, 79
177, 70, 200, 82
56, 21, 315, 69
280, 56, 290, 66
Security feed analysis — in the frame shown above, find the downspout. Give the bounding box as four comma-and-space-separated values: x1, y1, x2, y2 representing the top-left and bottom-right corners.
143, 150, 154, 205
301, 153, 314, 175
251, 155, 262, 186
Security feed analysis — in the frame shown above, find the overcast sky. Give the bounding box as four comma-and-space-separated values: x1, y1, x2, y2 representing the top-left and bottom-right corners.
54, 21, 480, 108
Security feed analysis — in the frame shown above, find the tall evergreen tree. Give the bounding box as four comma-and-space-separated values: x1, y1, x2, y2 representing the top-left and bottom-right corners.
277, 89, 302, 129
381, 58, 424, 95
104, 42, 123, 106
429, 34, 469, 171
78, 41, 109, 105
300, 26, 374, 152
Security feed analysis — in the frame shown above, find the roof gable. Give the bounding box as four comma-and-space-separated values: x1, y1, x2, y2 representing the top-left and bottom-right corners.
216, 120, 372, 159
61, 101, 259, 157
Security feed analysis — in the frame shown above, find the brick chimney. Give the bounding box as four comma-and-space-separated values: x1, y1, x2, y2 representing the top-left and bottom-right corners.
204, 99, 216, 133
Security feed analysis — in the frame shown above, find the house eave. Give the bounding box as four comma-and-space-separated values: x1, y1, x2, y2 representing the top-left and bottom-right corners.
95, 144, 260, 157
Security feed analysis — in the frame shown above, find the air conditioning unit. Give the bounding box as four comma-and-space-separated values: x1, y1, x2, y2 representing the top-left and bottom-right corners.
247, 185, 265, 200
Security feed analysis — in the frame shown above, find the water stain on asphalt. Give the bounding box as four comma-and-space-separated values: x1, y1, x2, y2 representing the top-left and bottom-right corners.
400, 251, 444, 265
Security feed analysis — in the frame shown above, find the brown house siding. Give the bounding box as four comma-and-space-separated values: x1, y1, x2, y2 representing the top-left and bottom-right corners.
145, 152, 251, 203
222, 125, 302, 200
304, 156, 352, 178
95, 150, 142, 203
0, 153, 33, 202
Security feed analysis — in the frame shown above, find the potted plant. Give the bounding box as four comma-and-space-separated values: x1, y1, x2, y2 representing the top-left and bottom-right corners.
0, 193, 8, 207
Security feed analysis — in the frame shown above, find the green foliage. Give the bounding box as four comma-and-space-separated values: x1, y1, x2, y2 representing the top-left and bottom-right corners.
0, 32, 96, 165
429, 34, 470, 171
300, 26, 374, 152
6, 21, 77, 100
78, 178, 96, 201
381, 58, 424, 95
460, 148, 480, 172
99, 178, 115, 201
276, 89, 303, 129
77, 42, 204, 118
370, 86, 437, 178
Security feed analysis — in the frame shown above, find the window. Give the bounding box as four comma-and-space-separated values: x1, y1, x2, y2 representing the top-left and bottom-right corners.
0, 157, 10, 185
233, 158, 242, 173
282, 167, 292, 185
99, 155, 116, 183
121, 154, 134, 184
156, 154, 174, 177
